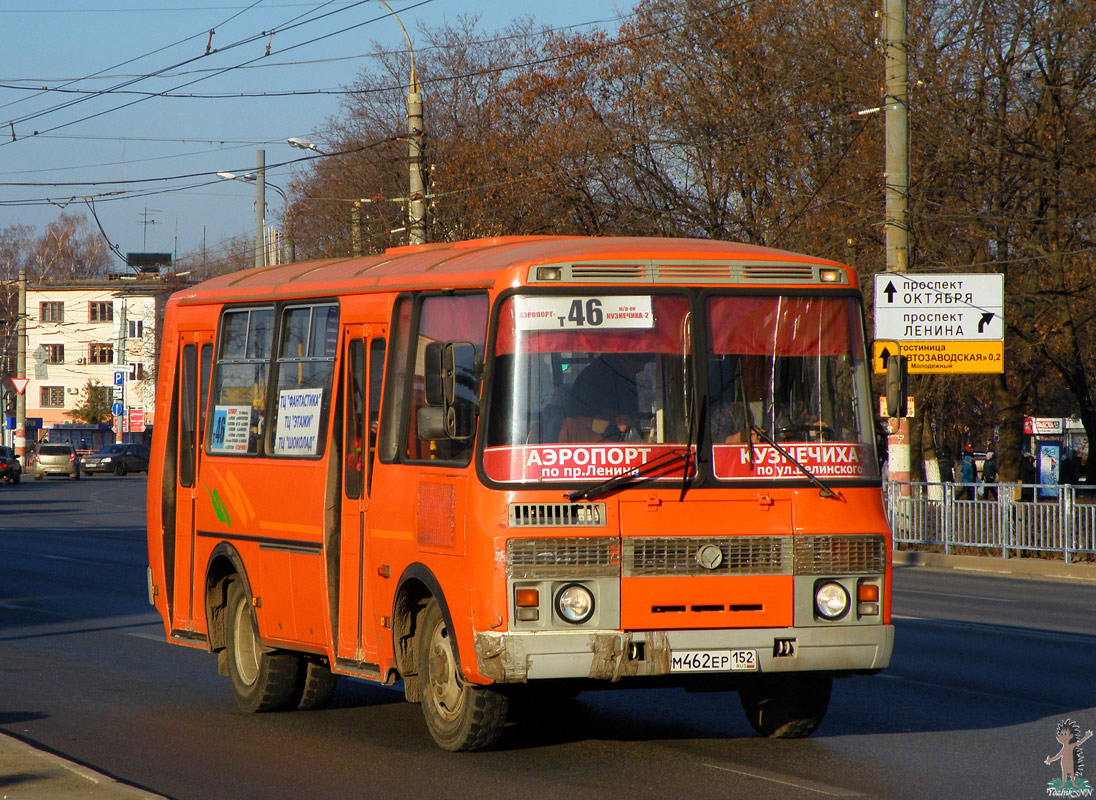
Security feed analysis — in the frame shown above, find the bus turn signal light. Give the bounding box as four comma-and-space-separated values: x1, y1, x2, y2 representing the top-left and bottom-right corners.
857, 583, 879, 602
516, 588, 540, 607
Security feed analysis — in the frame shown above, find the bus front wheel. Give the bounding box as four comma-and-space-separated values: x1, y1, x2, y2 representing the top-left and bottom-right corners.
417, 599, 508, 751
225, 579, 300, 713
738, 674, 832, 738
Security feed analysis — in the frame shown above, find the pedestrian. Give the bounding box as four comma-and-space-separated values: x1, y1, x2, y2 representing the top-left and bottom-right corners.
1020, 452, 1036, 501
937, 446, 954, 483
981, 450, 998, 500
956, 444, 977, 499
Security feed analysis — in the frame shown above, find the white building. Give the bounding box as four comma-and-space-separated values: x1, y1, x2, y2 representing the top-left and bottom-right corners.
24, 279, 168, 438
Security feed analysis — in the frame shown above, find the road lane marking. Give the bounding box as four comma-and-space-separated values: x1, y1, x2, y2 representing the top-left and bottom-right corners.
893, 588, 1016, 602
702, 762, 862, 796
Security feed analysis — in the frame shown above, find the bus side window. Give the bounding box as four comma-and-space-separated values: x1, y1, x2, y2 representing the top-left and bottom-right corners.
380, 297, 413, 464
405, 294, 488, 463
208, 307, 274, 456
367, 337, 385, 494
179, 344, 197, 487
344, 339, 365, 500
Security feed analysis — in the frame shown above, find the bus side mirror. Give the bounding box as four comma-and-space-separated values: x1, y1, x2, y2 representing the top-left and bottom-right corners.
885, 354, 908, 418
420, 341, 479, 440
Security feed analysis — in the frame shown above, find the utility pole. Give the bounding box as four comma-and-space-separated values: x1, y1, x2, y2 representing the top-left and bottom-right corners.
884, 0, 911, 486
255, 149, 266, 269
15, 269, 25, 458
376, 0, 427, 245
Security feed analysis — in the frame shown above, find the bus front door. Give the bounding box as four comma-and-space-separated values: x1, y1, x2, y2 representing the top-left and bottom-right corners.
171, 332, 213, 635
336, 331, 386, 667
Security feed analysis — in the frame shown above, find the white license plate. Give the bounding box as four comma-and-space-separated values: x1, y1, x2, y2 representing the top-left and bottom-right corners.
670, 649, 757, 672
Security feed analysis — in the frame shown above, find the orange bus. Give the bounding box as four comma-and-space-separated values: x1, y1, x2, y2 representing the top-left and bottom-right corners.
146, 236, 893, 751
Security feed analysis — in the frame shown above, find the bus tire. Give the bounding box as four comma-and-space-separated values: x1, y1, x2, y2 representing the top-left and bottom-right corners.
225, 579, 300, 713
294, 660, 338, 710
418, 598, 508, 751
738, 674, 831, 738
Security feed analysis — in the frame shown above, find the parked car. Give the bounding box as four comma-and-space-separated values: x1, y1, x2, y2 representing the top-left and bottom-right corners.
82, 443, 150, 476
32, 442, 80, 481
0, 445, 22, 485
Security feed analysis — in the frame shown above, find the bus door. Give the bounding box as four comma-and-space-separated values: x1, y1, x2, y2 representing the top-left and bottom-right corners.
336, 328, 387, 664
171, 331, 213, 634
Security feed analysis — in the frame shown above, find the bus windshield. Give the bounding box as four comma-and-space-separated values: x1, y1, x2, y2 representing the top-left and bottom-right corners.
706, 295, 878, 482
483, 292, 877, 484
484, 294, 691, 483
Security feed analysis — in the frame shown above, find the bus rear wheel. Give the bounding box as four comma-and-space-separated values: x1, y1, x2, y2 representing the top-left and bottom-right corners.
738, 674, 832, 738
418, 599, 508, 751
225, 579, 299, 713
294, 660, 338, 710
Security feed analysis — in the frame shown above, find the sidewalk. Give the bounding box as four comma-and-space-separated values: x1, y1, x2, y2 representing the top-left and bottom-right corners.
0, 734, 167, 800
892, 548, 1096, 582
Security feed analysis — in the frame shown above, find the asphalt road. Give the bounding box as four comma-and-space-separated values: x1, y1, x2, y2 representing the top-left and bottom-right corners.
1, 476, 1093, 799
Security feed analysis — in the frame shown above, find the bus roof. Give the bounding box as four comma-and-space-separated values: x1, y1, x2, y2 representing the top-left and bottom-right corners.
173, 235, 856, 305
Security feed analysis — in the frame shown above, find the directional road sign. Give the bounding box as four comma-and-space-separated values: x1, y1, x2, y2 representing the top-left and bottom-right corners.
872, 339, 1004, 374
874, 273, 1004, 341
111, 401, 124, 417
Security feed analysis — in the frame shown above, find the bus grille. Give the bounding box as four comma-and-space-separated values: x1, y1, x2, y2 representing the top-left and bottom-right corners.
507, 537, 619, 579
623, 536, 792, 577
509, 503, 606, 528
794, 535, 887, 575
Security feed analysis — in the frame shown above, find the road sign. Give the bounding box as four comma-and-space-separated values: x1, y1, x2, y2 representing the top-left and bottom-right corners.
111, 401, 124, 417
113, 370, 124, 387
10, 377, 29, 395
874, 273, 1004, 341
872, 340, 1004, 374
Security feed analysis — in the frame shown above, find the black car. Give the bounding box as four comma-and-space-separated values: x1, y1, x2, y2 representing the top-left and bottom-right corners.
82, 443, 151, 476
0, 445, 22, 485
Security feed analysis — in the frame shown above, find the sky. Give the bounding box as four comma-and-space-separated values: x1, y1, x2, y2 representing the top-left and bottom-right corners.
0, 0, 626, 271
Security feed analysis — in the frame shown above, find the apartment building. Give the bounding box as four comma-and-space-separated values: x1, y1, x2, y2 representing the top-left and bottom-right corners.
25, 280, 167, 434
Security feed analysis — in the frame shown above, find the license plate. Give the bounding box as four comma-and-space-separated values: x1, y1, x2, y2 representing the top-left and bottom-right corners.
670, 649, 757, 672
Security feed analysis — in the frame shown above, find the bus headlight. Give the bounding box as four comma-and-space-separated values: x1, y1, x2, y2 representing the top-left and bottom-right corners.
556, 584, 595, 624
814, 581, 849, 620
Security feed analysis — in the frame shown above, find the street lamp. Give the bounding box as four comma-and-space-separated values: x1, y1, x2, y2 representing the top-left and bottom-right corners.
218, 163, 294, 265
375, 0, 426, 245
287, 137, 327, 155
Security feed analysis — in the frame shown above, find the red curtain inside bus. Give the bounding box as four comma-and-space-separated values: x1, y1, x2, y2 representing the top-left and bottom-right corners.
706, 297, 864, 358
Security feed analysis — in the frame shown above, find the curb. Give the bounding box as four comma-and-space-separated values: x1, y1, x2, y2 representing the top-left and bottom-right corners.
892, 549, 1096, 583
0, 731, 169, 800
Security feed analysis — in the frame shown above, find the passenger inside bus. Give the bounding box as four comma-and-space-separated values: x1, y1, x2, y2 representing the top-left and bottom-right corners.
558, 353, 647, 443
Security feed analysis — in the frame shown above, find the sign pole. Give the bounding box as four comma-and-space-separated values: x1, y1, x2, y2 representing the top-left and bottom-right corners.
15, 269, 26, 458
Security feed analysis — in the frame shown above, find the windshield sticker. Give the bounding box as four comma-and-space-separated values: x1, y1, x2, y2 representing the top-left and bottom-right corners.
713, 443, 873, 480
210, 404, 252, 453
273, 388, 324, 456
513, 296, 654, 331
484, 444, 693, 483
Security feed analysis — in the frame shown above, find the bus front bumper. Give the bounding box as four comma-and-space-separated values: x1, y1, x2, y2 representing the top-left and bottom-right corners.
475, 624, 894, 683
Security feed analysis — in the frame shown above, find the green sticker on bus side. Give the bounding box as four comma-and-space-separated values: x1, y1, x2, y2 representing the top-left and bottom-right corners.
204, 485, 231, 527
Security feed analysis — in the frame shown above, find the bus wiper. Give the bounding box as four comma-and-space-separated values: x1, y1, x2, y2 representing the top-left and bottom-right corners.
566, 448, 691, 503
679, 394, 705, 502
749, 425, 844, 501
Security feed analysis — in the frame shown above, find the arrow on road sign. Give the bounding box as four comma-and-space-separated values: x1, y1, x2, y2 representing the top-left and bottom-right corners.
883, 281, 897, 303
978, 312, 994, 333
877, 345, 892, 372
10, 377, 28, 395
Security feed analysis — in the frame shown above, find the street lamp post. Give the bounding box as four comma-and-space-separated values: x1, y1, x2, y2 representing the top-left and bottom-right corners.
376, 0, 426, 245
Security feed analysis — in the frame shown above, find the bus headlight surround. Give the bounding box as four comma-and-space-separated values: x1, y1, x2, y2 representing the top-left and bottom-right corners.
556, 584, 595, 624
814, 581, 850, 620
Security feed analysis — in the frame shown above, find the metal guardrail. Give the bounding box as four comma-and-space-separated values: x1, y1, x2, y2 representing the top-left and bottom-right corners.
883, 481, 1096, 563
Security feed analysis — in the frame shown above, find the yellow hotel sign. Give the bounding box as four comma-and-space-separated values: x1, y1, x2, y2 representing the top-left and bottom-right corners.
872, 340, 1004, 374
